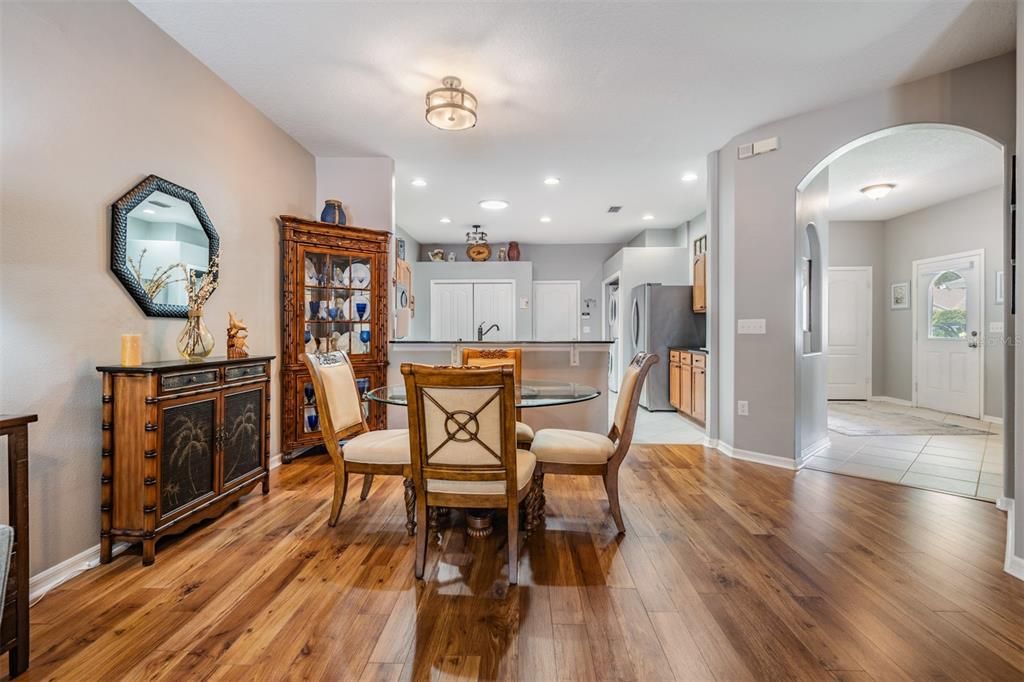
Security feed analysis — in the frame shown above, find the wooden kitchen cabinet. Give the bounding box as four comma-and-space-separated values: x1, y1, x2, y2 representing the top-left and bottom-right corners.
693, 253, 707, 313
671, 350, 704, 425
692, 366, 706, 423
669, 360, 681, 409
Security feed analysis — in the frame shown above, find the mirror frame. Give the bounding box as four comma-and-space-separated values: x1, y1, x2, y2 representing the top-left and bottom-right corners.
111, 174, 220, 318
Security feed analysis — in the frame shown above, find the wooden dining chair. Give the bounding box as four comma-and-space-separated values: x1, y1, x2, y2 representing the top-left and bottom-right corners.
302, 351, 415, 534
460, 347, 534, 448
402, 363, 536, 584
529, 352, 658, 533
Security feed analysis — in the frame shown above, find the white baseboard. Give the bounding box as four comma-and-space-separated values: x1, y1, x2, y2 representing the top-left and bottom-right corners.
983, 415, 1004, 425
997, 496, 1012, 512
31, 457, 284, 605
30, 541, 130, 605
868, 395, 912, 406
702, 436, 719, 449
800, 437, 831, 462
716, 441, 803, 470
1005, 499, 1024, 581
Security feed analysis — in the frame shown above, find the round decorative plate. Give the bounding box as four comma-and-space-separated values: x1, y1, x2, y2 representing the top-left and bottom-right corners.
467, 243, 491, 261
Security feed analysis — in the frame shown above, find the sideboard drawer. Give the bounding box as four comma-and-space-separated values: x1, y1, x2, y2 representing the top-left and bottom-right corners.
160, 369, 220, 393
225, 363, 267, 383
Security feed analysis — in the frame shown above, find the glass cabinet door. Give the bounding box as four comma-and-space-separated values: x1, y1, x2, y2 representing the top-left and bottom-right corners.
300, 248, 376, 362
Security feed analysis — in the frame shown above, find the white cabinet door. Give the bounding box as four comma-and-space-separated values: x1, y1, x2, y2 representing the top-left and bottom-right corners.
472, 282, 514, 341
430, 282, 475, 341
827, 267, 871, 399
533, 281, 580, 340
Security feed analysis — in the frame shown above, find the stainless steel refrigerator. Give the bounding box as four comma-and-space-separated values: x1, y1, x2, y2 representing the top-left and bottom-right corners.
628, 283, 706, 411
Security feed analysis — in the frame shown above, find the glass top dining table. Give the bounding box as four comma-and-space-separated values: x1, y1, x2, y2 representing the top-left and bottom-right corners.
365, 379, 601, 408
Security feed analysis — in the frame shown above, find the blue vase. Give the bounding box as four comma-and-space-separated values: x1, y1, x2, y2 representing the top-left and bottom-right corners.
320, 200, 346, 226
360, 330, 371, 345
355, 302, 368, 320
307, 413, 319, 431
308, 301, 320, 320
304, 384, 315, 404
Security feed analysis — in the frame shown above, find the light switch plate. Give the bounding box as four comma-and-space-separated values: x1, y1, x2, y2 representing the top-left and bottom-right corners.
752, 136, 779, 155
737, 318, 766, 334
583, 326, 591, 334
737, 143, 754, 159
519, 297, 529, 309
990, 322, 1004, 333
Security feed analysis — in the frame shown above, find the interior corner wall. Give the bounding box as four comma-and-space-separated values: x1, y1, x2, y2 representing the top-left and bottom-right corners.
717, 52, 1015, 461
0, 1, 316, 575
315, 157, 395, 231
717, 149, 736, 450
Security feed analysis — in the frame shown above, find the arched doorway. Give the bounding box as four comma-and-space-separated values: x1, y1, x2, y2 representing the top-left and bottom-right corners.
794, 123, 1009, 503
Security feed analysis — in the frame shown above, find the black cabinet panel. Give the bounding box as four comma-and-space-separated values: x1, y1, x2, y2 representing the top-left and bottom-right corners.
160, 398, 216, 516
223, 388, 263, 484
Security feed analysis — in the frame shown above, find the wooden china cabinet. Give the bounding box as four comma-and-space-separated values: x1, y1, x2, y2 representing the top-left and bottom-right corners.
279, 216, 390, 460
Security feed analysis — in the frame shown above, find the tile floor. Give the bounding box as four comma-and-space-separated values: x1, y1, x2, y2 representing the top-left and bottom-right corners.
806, 402, 1005, 502
609, 391, 706, 444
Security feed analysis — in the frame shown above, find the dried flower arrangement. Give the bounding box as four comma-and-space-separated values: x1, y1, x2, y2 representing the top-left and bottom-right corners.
175, 254, 221, 360
126, 248, 184, 300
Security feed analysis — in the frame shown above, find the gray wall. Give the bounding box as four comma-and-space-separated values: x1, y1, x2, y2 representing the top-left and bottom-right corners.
883, 187, 1005, 417
0, 1, 316, 574
830, 221, 887, 394
627, 228, 678, 248
715, 53, 1015, 460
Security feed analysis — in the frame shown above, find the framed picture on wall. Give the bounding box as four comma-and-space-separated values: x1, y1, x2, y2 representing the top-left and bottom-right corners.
890, 282, 909, 309
996, 270, 1005, 304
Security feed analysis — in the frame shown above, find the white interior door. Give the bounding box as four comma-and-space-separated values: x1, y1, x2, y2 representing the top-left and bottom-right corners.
472, 281, 514, 341
915, 252, 982, 418
533, 281, 580, 340
430, 282, 474, 341
827, 267, 871, 399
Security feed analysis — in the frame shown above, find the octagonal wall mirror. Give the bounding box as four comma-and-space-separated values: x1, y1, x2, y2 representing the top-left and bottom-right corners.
111, 175, 220, 317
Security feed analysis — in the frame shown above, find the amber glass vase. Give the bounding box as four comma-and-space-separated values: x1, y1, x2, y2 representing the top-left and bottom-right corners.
176, 307, 215, 361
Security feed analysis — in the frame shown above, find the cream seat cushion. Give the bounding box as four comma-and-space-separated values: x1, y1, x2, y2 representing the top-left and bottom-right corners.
427, 450, 536, 495
516, 421, 535, 443
342, 429, 410, 465
530, 429, 615, 465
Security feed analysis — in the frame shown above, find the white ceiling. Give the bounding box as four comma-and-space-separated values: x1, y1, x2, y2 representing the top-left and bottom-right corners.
827, 128, 1003, 221
134, 1, 1014, 244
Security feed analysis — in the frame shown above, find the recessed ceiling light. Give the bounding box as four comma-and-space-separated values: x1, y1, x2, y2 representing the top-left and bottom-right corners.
681, 172, 698, 183
540, 216, 552, 223
544, 177, 560, 186
642, 213, 654, 221
479, 199, 509, 210
411, 178, 427, 187
440, 217, 451, 223
142, 208, 156, 214
860, 183, 895, 200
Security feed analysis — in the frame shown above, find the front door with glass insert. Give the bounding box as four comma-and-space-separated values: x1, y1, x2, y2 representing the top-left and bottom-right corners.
915, 252, 982, 418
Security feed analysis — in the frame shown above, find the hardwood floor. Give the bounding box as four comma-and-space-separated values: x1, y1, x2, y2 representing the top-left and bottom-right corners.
19, 445, 1024, 680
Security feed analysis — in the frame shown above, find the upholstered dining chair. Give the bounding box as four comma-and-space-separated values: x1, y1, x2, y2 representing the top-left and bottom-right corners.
302, 352, 415, 534
402, 363, 537, 584
460, 347, 534, 449
529, 352, 658, 533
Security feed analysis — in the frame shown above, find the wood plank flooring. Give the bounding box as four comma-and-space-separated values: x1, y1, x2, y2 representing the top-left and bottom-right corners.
18, 445, 1024, 681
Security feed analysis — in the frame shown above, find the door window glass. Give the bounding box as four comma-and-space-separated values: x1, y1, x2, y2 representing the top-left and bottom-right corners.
928, 270, 967, 339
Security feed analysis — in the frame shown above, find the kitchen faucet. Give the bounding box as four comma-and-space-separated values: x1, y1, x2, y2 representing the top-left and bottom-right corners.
477, 322, 500, 341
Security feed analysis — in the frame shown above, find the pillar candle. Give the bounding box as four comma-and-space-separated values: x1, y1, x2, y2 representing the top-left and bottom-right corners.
120, 333, 142, 366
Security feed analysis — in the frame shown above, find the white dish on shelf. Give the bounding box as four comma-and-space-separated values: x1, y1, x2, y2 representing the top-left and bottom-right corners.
344, 262, 371, 288
304, 257, 317, 285
344, 293, 371, 321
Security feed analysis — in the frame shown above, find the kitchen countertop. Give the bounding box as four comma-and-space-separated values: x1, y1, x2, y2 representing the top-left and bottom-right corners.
391, 340, 613, 345
668, 346, 709, 354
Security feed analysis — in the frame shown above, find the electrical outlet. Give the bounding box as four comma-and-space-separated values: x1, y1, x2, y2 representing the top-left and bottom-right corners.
582, 326, 591, 334
737, 400, 749, 416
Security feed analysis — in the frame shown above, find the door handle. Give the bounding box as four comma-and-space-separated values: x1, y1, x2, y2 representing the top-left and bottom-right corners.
968, 330, 979, 348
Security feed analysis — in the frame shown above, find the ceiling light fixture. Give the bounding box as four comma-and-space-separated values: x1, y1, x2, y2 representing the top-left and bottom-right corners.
681, 172, 698, 183
860, 183, 896, 200
440, 217, 451, 223
411, 178, 427, 187
425, 76, 477, 131
642, 213, 654, 221
479, 199, 509, 210
540, 216, 552, 223
544, 177, 560, 186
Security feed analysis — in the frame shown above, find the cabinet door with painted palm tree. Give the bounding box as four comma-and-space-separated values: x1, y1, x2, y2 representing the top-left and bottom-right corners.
157, 393, 217, 524
222, 384, 265, 488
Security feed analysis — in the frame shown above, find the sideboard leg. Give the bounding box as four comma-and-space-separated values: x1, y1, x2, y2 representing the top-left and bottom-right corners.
262, 475, 270, 495
100, 536, 112, 564
142, 539, 156, 565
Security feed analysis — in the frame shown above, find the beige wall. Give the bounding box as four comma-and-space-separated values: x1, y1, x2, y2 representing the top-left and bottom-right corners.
0, 2, 315, 575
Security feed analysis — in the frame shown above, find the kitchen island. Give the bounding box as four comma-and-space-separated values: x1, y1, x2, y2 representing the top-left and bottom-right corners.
387, 340, 613, 432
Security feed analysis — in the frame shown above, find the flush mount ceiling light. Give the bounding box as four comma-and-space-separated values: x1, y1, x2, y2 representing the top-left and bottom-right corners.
411, 178, 427, 187
540, 216, 552, 223
681, 172, 698, 183
642, 213, 655, 221
544, 177, 560, 186
440, 217, 452, 223
860, 183, 896, 200
479, 199, 509, 210
425, 76, 478, 131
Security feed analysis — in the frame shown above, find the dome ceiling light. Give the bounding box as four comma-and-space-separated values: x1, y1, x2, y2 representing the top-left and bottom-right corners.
860, 183, 896, 200
479, 199, 509, 210
425, 76, 478, 131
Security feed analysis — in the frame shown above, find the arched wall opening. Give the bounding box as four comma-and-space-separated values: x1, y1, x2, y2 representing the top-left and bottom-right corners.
792, 122, 1010, 503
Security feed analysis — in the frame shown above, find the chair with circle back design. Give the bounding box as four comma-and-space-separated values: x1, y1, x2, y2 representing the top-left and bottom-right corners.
402, 363, 537, 584
459, 347, 534, 448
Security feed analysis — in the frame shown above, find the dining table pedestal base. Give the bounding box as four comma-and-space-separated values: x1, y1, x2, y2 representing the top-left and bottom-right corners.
466, 510, 494, 538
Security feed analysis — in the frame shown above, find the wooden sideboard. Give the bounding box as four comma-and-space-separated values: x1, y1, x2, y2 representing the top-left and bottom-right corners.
96, 356, 273, 565
0, 414, 34, 677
